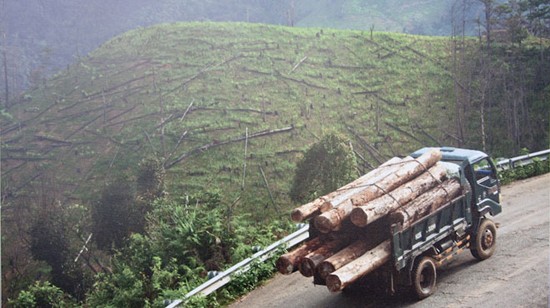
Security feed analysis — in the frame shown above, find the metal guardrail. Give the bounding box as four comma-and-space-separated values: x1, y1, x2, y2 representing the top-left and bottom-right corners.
165, 224, 309, 308
166, 148, 549, 307
495, 149, 550, 170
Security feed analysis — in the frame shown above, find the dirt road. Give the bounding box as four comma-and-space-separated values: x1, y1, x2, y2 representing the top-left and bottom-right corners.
230, 173, 549, 308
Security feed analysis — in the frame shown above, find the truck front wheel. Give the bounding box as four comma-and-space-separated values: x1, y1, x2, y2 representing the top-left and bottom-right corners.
471, 218, 497, 260
412, 256, 437, 300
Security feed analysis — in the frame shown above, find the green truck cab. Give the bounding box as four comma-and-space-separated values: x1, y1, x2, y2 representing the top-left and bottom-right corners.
388, 147, 502, 299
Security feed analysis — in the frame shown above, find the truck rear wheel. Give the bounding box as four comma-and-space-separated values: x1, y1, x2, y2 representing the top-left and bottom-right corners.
412, 256, 437, 300
471, 219, 497, 260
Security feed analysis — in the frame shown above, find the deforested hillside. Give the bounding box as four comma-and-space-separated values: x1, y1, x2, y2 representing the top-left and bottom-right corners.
1, 22, 458, 219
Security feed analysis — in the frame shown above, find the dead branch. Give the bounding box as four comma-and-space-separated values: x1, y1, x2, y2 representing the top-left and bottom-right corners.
33, 135, 73, 146
65, 113, 104, 140
346, 126, 385, 165
165, 126, 295, 169
259, 165, 279, 214
290, 56, 308, 74
106, 104, 137, 123
384, 122, 424, 146
104, 112, 160, 128
274, 70, 328, 90
413, 123, 442, 146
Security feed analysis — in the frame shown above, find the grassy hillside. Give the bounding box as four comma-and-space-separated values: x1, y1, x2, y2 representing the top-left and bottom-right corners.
2, 22, 457, 220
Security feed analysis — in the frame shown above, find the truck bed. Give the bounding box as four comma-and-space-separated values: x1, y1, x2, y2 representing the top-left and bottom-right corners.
391, 192, 471, 271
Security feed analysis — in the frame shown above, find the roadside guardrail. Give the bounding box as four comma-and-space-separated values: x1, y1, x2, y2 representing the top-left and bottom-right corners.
165, 224, 309, 308
167, 148, 549, 307
495, 149, 550, 171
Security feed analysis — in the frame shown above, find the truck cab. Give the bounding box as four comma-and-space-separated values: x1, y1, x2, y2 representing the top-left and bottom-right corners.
393, 147, 502, 298
411, 147, 501, 217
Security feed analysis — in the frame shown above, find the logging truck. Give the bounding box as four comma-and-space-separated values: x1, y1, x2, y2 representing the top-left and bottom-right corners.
278, 147, 502, 300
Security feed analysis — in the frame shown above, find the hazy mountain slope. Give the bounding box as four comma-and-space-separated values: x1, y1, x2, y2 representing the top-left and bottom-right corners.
1, 0, 483, 94
295, 0, 468, 35
2, 22, 457, 219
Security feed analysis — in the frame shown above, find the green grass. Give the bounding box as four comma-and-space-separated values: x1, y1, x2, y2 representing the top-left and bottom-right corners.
3, 22, 460, 221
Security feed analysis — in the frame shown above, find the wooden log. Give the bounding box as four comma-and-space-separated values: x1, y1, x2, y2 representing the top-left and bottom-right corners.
291, 198, 328, 223
321, 156, 408, 210
311, 157, 415, 233
350, 148, 442, 207
276, 237, 324, 275
389, 178, 464, 229
317, 218, 389, 279
291, 156, 403, 222
350, 162, 448, 227
298, 239, 350, 277
325, 240, 391, 292
314, 199, 354, 233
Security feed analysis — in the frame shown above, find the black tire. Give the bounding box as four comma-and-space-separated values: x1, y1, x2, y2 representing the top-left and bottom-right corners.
471, 219, 497, 260
412, 256, 437, 300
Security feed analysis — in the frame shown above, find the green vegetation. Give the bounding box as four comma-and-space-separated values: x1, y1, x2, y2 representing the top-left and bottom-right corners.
9, 281, 74, 307
499, 155, 550, 185
84, 192, 291, 307
290, 132, 358, 203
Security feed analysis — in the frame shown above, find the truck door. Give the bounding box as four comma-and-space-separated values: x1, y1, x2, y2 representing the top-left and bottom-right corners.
471, 157, 500, 205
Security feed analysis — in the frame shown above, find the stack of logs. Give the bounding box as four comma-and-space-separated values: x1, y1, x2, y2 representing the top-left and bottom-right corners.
276, 148, 465, 292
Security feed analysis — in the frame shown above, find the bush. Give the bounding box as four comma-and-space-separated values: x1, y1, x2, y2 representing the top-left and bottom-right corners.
290, 132, 358, 203
9, 281, 74, 308
499, 158, 550, 184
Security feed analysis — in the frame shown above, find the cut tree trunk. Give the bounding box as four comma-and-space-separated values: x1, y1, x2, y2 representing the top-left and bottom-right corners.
312, 157, 417, 233
389, 178, 464, 229
350, 148, 442, 207
320, 157, 407, 210
276, 237, 324, 275
291, 198, 329, 223
317, 217, 389, 279
291, 156, 403, 222
350, 162, 448, 227
325, 240, 391, 292
299, 239, 350, 277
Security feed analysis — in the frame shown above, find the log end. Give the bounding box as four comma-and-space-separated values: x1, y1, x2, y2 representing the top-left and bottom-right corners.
318, 261, 336, 280
276, 256, 295, 275
319, 200, 333, 213
290, 209, 305, 222
388, 211, 405, 226
314, 214, 334, 234
299, 259, 316, 277
350, 207, 368, 227
325, 274, 343, 293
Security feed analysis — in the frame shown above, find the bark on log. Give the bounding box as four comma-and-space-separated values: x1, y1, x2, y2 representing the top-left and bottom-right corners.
276, 237, 324, 275
312, 157, 415, 233
350, 148, 442, 207
291, 156, 403, 222
321, 157, 407, 210
299, 239, 350, 277
313, 199, 354, 234
389, 178, 463, 229
317, 218, 389, 279
317, 239, 369, 279
290, 198, 328, 223
325, 240, 391, 292
350, 162, 448, 227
